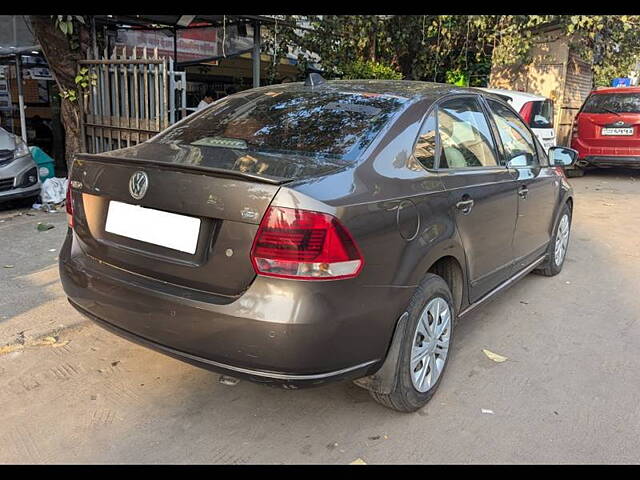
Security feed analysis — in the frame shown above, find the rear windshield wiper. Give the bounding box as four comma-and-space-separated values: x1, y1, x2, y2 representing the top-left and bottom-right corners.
601, 107, 621, 116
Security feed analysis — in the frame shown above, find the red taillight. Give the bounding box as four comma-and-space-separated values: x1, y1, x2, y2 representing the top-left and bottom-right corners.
65, 182, 74, 228
250, 206, 364, 280
519, 101, 534, 125
572, 118, 579, 139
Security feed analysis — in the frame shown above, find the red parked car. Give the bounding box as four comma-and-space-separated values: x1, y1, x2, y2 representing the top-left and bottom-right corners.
571, 86, 640, 171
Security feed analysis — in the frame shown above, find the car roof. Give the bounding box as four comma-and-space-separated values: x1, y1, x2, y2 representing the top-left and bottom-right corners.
479, 87, 547, 101
591, 86, 640, 95
247, 79, 488, 104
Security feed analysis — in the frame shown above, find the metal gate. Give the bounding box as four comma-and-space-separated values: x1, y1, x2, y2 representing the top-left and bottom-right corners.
79, 46, 187, 154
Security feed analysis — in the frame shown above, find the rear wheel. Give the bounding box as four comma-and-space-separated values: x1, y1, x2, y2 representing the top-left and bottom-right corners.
370, 274, 455, 412
536, 203, 572, 277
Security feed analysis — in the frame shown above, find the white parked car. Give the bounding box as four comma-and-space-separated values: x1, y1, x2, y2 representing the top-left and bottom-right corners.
480, 88, 557, 153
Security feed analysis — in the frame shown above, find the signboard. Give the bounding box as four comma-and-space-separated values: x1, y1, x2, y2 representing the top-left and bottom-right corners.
612, 77, 632, 87
115, 25, 253, 63
0, 68, 10, 110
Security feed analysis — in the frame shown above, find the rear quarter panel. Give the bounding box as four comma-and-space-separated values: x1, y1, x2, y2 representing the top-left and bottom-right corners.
283, 98, 468, 299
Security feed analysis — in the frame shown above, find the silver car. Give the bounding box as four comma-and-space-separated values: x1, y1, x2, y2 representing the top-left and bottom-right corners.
0, 127, 41, 202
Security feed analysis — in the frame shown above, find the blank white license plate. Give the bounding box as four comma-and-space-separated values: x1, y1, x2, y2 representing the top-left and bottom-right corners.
602, 127, 634, 136
105, 201, 201, 254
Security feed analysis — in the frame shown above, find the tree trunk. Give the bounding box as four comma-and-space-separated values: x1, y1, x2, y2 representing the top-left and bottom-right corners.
369, 17, 377, 62
30, 16, 89, 169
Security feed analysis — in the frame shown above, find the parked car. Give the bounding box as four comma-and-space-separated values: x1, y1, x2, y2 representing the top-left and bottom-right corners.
571, 86, 640, 171
0, 127, 41, 203
60, 78, 577, 412
481, 88, 557, 153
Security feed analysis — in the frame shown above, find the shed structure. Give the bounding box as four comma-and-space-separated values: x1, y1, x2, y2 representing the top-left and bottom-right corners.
489, 24, 593, 146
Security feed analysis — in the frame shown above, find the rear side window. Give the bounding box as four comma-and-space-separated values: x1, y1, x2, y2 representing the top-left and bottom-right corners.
488, 100, 538, 167
154, 88, 407, 161
437, 97, 499, 169
414, 111, 437, 169
582, 93, 640, 114
530, 100, 554, 129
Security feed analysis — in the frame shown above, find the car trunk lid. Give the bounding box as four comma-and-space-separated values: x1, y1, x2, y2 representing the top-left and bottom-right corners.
69, 151, 298, 297
577, 112, 640, 151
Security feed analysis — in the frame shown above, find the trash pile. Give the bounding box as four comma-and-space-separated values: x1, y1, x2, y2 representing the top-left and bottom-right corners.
32, 177, 68, 213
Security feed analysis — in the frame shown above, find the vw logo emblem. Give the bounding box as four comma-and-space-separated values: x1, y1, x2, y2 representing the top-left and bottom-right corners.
129, 171, 148, 200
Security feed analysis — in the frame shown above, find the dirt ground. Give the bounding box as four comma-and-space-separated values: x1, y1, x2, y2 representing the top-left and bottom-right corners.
1, 168, 639, 464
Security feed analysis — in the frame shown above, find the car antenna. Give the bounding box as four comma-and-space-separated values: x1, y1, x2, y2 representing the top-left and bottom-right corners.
304, 72, 327, 87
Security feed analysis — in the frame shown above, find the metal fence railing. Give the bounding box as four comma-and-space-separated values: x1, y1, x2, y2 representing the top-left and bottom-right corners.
79, 46, 186, 154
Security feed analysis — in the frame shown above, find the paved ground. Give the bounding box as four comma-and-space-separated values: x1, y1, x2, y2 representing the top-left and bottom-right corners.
1, 168, 639, 464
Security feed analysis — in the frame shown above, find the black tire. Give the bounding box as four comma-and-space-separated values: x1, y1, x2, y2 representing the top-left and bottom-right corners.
18, 195, 39, 209
565, 167, 585, 178
536, 202, 572, 277
370, 274, 455, 412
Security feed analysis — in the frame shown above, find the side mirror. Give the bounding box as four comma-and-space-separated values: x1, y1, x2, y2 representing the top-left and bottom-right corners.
549, 146, 578, 167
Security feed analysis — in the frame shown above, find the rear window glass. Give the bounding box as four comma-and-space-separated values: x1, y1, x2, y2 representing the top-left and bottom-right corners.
530, 100, 554, 129
582, 93, 640, 114
154, 88, 408, 161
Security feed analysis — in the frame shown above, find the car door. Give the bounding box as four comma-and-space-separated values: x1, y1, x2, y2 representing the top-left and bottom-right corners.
435, 96, 519, 302
485, 98, 558, 273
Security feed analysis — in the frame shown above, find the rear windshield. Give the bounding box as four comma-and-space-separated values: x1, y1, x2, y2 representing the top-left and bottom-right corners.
530, 99, 554, 129
582, 93, 640, 114
154, 88, 408, 161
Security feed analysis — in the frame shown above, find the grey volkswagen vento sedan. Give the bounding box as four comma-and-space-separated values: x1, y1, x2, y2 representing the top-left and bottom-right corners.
60, 78, 576, 412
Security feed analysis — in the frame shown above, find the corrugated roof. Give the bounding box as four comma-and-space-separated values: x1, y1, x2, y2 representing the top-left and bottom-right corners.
0, 15, 39, 57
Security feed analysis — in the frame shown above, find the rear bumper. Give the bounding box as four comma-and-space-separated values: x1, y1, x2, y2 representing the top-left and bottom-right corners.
583, 156, 640, 168
69, 300, 376, 386
571, 138, 640, 168
59, 229, 413, 387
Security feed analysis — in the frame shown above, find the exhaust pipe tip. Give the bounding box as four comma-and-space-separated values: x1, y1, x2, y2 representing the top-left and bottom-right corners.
576, 160, 590, 168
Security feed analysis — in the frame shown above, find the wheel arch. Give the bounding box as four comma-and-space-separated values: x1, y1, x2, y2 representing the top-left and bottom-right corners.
551, 191, 574, 236
566, 195, 573, 212
425, 255, 465, 313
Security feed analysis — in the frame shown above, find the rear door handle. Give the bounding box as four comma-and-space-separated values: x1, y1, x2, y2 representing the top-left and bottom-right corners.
456, 197, 474, 215
518, 185, 529, 199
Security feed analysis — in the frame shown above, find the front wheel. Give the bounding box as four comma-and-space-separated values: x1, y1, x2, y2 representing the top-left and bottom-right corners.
565, 167, 585, 178
370, 274, 455, 412
536, 203, 572, 276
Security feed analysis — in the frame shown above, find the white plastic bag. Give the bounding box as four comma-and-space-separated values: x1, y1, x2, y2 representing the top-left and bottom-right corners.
40, 177, 68, 204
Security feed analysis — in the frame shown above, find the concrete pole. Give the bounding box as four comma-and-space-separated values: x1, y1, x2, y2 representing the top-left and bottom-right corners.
15, 54, 27, 143
252, 21, 261, 88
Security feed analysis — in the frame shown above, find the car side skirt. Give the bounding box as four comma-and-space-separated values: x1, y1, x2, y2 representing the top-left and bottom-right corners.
458, 255, 546, 319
